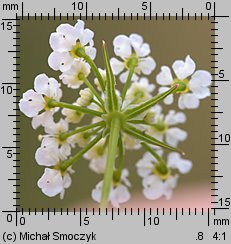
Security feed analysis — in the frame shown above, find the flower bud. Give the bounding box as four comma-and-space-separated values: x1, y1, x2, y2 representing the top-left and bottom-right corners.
77, 88, 93, 107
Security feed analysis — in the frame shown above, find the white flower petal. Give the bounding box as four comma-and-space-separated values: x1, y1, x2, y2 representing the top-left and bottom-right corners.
113, 35, 132, 58
19, 89, 45, 117
60, 60, 90, 89
89, 157, 107, 174
120, 71, 139, 83
110, 185, 130, 208
156, 66, 173, 85
49, 33, 73, 52
74, 19, 85, 35
138, 57, 156, 75
34, 74, 61, 100
60, 142, 71, 158
56, 23, 77, 44
164, 110, 186, 125
121, 169, 131, 187
142, 175, 163, 200
178, 93, 200, 109
163, 175, 178, 200
136, 159, 153, 178
48, 52, 73, 72
189, 70, 212, 99
168, 152, 192, 174
166, 128, 187, 147
110, 58, 124, 75
37, 168, 63, 197
35, 146, 59, 166
79, 28, 94, 46
129, 34, 143, 48
63, 173, 72, 189
91, 181, 103, 203
129, 34, 151, 57
85, 46, 96, 60
158, 87, 174, 105
31, 111, 54, 129
172, 55, 196, 80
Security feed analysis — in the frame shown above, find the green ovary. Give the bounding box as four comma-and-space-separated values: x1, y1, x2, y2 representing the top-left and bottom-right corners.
124, 53, 139, 70
152, 164, 170, 180
173, 78, 189, 93
152, 119, 168, 134
70, 42, 84, 59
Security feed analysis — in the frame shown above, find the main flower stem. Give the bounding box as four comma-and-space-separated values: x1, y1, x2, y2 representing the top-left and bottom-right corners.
48, 100, 103, 117
100, 116, 121, 208
113, 134, 124, 182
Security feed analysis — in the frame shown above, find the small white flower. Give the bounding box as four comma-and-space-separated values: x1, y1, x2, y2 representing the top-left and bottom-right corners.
42, 119, 72, 158
48, 20, 96, 72
148, 110, 187, 147
37, 168, 73, 199
144, 105, 162, 124
89, 155, 107, 174
35, 137, 61, 166
77, 88, 93, 107
62, 103, 84, 124
125, 77, 155, 104
156, 55, 212, 109
91, 169, 131, 208
84, 138, 107, 173
19, 74, 62, 129
110, 34, 156, 83
167, 152, 192, 174
59, 59, 90, 89
69, 131, 91, 148
142, 174, 178, 200
137, 150, 192, 177
136, 150, 163, 178
122, 133, 141, 150
84, 138, 106, 160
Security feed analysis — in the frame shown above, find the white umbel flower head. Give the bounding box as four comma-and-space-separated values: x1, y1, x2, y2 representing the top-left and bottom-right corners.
37, 167, 73, 199
19, 74, 62, 129
110, 34, 156, 83
156, 55, 212, 109
48, 20, 96, 72
59, 59, 90, 89
126, 77, 155, 104
77, 88, 93, 107
142, 174, 178, 200
91, 169, 131, 208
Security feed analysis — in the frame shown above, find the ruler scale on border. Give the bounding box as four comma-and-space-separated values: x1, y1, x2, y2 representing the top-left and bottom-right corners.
0, 1, 230, 243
